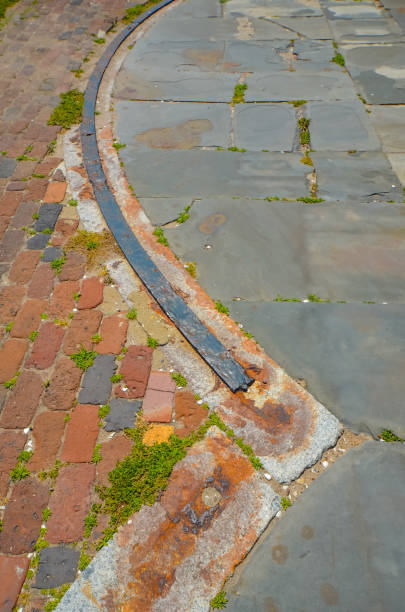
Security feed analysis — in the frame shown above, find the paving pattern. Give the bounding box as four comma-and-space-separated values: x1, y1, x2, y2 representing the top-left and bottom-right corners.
115, 0, 405, 439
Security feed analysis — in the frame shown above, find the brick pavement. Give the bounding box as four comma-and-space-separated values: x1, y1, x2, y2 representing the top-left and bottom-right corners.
0, 1, 206, 609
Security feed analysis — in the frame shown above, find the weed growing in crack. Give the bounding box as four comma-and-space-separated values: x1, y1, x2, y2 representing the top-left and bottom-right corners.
126, 308, 137, 320
171, 372, 187, 388
4, 371, 20, 389
113, 141, 126, 151
147, 336, 159, 349
274, 294, 301, 302
331, 52, 345, 67
185, 261, 197, 278
48, 89, 84, 129
177, 205, 191, 224
153, 227, 169, 247
281, 496, 292, 510
215, 300, 229, 315
211, 591, 228, 609
50, 256, 66, 274
70, 346, 96, 370
296, 196, 324, 203
287, 99, 307, 107
379, 429, 403, 443
232, 83, 247, 104
228, 146, 246, 153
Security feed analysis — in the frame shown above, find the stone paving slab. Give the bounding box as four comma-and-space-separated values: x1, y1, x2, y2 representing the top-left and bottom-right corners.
269, 16, 333, 39
234, 104, 297, 151
56, 428, 281, 612
227, 0, 323, 18
342, 43, 405, 104
245, 71, 357, 102
165, 199, 405, 303
227, 302, 405, 438
117, 150, 308, 198
368, 105, 405, 153
226, 441, 405, 612
115, 101, 231, 151
308, 101, 381, 151
329, 18, 404, 44
312, 152, 403, 201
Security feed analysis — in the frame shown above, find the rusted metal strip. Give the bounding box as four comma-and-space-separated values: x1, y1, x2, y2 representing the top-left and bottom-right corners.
80, 0, 254, 392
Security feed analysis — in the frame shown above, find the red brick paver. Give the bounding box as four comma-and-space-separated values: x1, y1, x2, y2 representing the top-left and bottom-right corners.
0, 371, 44, 428
78, 276, 104, 309
97, 314, 128, 354
26, 321, 65, 369
115, 345, 153, 398
0, 555, 30, 612
60, 404, 99, 463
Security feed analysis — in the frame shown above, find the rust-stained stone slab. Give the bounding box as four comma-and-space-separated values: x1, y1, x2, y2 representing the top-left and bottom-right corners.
56, 427, 280, 612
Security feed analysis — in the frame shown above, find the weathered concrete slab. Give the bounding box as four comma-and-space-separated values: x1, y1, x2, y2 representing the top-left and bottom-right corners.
227, 301, 405, 438
324, 2, 384, 20
312, 151, 403, 201
115, 101, 231, 151
56, 428, 281, 611
308, 101, 380, 151
224, 41, 288, 73
226, 441, 405, 612
117, 151, 308, 198
369, 105, 405, 153
245, 71, 356, 102
166, 199, 405, 303
234, 104, 297, 151
343, 44, 405, 104
166, 0, 221, 19
291, 39, 336, 72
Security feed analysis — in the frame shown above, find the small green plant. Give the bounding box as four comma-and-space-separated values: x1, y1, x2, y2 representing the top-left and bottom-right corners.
68, 198, 78, 206
4, 371, 20, 389
4, 321, 14, 332
232, 83, 247, 104
1, 150, 7, 155
227, 146, 246, 153
331, 52, 345, 67
50, 256, 66, 274
185, 261, 197, 278
274, 294, 301, 302
171, 372, 187, 387
287, 99, 307, 107
42, 508, 51, 521
32, 173, 45, 178
18, 450, 33, 463
42, 228, 52, 235
215, 300, 229, 315
357, 93, 367, 105
29, 330, 38, 341
43, 583, 70, 611
281, 496, 292, 510
153, 227, 169, 247
301, 152, 313, 166
112, 141, 126, 151
47, 140, 57, 154
16, 154, 37, 161
48, 89, 84, 129
243, 331, 254, 339
40, 312, 48, 320
91, 334, 102, 343
70, 346, 96, 370
147, 336, 159, 349
110, 373, 123, 383
92, 444, 102, 463
177, 205, 191, 223
86, 238, 99, 250
307, 293, 330, 303
10, 451, 32, 481
44, 379, 50, 388
266, 196, 280, 201
93, 37, 105, 44
379, 429, 403, 443
78, 544, 91, 571
71, 68, 84, 78
126, 308, 137, 320
211, 590, 228, 609
64, 414, 70, 423
99, 404, 110, 419
296, 197, 324, 203
32, 212, 39, 219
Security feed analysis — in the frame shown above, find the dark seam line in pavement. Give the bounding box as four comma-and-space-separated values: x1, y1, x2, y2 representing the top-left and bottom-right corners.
80, 0, 253, 393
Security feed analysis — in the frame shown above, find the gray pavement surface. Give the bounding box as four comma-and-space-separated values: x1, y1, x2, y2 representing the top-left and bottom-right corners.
226, 441, 405, 612
114, 0, 405, 441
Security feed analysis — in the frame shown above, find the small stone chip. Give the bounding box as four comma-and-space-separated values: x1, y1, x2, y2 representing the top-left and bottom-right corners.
201, 486, 222, 508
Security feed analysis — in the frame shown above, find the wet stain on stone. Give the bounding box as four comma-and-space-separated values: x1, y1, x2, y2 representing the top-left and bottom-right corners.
198, 213, 227, 234
301, 525, 314, 540
272, 544, 288, 565
135, 119, 212, 150
320, 583, 339, 606
264, 596, 280, 612
183, 48, 223, 70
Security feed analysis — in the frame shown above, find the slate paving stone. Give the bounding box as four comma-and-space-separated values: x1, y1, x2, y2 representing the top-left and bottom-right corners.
115, 101, 231, 152
117, 151, 308, 199
104, 399, 142, 432
308, 101, 380, 151
26, 233, 50, 250
227, 0, 323, 18
342, 44, 405, 104
368, 105, 405, 153
114, 67, 238, 102
41, 246, 63, 262
289, 39, 336, 72
0, 157, 17, 178
226, 441, 405, 612
245, 71, 356, 102
228, 302, 405, 438
165, 199, 405, 303
224, 41, 288, 73
323, 1, 384, 20
34, 203, 63, 232
328, 18, 403, 44
166, 0, 221, 19
270, 16, 333, 39
78, 354, 117, 405
234, 104, 296, 151
35, 546, 80, 589
312, 151, 403, 200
